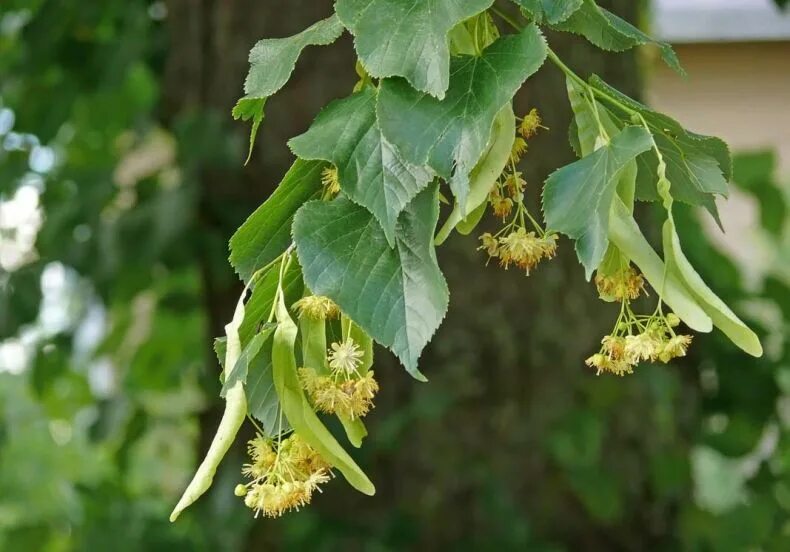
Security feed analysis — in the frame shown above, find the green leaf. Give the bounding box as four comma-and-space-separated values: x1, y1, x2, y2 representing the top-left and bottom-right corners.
435, 105, 515, 244
608, 199, 712, 333
238, 262, 304, 345
293, 184, 448, 379
289, 88, 433, 245
553, 0, 683, 74
233, 15, 344, 158
543, 126, 653, 277
221, 324, 276, 397
213, 337, 227, 370
378, 26, 546, 208
589, 75, 730, 221
638, 134, 729, 224
336, 0, 494, 99
229, 159, 324, 282
511, 0, 583, 24
272, 275, 375, 495
245, 333, 289, 436
232, 97, 266, 164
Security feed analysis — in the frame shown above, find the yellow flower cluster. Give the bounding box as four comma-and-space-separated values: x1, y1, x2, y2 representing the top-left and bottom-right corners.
299, 337, 379, 420
478, 108, 557, 277
293, 295, 340, 321
321, 166, 341, 196
595, 266, 645, 301
237, 433, 331, 518
510, 137, 528, 165
518, 108, 546, 140
300, 367, 379, 419
479, 228, 557, 274
488, 171, 526, 221
490, 187, 514, 220
586, 313, 693, 376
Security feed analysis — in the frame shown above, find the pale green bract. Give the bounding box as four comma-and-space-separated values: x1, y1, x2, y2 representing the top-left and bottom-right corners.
336, 0, 494, 99
608, 198, 713, 333
170, 282, 251, 521
656, 167, 763, 356
271, 274, 375, 494
436, 105, 516, 244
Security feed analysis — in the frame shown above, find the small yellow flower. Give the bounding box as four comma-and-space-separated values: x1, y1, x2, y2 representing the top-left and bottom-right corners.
658, 334, 692, 363
541, 233, 558, 260
519, 108, 545, 139
321, 166, 341, 196
595, 266, 644, 301
601, 335, 626, 359
490, 191, 513, 220
624, 332, 662, 363
510, 137, 528, 164
497, 228, 556, 274
503, 171, 526, 200
348, 371, 380, 419
303, 368, 380, 419
328, 338, 364, 375
293, 295, 340, 320
478, 232, 500, 257
238, 433, 331, 518
585, 353, 633, 376
242, 435, 277, 479
314, 384, 354, 416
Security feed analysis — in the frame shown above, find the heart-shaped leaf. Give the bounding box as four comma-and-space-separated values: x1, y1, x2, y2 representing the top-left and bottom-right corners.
293, 184, 448, 379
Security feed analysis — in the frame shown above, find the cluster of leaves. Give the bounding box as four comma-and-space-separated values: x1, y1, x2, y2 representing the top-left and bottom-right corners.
169, 0, 765, 520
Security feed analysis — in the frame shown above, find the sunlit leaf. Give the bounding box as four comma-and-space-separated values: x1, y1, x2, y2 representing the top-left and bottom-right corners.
336, 0, 494, 99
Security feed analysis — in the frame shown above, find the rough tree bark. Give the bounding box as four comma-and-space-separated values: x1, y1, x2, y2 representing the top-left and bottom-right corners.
162, 1, 667, 550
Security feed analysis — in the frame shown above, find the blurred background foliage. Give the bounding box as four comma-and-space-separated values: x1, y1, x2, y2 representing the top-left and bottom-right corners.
1, 1, 789, 550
